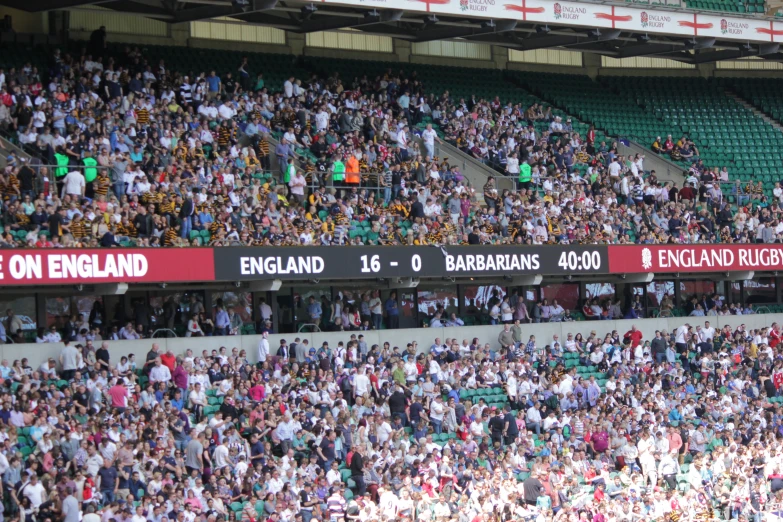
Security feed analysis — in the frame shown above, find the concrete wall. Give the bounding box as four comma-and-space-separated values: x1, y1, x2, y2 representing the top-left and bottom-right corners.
10, 313, 782, 371
0, 6, 45, 34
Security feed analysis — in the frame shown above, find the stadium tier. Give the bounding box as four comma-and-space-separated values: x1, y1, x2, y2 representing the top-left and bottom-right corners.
504, 71, 677, 149
684, 0, 767, 13
3, 40, 783, 250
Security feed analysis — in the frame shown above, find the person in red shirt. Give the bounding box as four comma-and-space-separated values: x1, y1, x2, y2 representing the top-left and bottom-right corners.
679, 183, 697, 201
593, 482, 605, 502
35, 233, 53, 248
773, 367, 783, 391
591, 429, 610, 454
108, 379, 129, 410
624, 325, 643, 349
159, 348, 176, 372
248, 382, 265, 402
770, 323, 781, 349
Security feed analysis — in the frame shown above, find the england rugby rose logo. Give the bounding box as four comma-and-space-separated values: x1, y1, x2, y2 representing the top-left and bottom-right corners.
642, 248, 652, 270
554, 2, 562, 18
641, 12, 648, 27
460, 0, 469, 10
721, 18, 728, 33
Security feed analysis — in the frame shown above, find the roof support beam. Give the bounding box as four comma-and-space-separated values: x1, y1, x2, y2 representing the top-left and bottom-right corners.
616, 42, 684, 58
231, 12, 301, 30
510, 28, 619, 51
100, 0, 174, 18
172, 0, 277, 23
686, 43, 779, 63
293, 9, 403, 34
651, 37, 715, 63
414, 19, 516, 43
3, 0, 110, 11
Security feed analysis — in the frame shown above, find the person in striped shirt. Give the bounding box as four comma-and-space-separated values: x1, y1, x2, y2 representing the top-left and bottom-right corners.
326, 484, 346, 522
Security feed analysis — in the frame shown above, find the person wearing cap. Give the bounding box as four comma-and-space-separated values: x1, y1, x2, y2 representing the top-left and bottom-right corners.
326, 482, 347, 521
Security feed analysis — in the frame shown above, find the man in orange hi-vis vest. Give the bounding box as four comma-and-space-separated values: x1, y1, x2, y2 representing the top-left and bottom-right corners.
345, 153, 360, 186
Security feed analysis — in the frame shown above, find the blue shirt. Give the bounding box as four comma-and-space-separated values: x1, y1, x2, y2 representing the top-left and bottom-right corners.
198, 212, 214, 226
97, 465, 118, 490
216, 309, 230, 328
385, 298, 398, 316
206, 75, 221, 92
308, 302, 322, 319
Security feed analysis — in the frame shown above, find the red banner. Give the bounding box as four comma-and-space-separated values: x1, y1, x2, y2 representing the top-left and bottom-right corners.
0, 245, 779, 286
0, 249, 215, 286
608, 244, 783, 274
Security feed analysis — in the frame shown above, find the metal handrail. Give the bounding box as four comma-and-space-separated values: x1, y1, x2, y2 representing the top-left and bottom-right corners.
151, 328, 177, 338
297, 323, 321, 332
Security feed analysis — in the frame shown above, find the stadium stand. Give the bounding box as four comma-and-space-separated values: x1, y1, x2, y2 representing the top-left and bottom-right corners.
684, 0, 767, 13
6, 308, 783, 521
4, 39, 783, 251
4, 1, 783, 516
505, 71, 681, 149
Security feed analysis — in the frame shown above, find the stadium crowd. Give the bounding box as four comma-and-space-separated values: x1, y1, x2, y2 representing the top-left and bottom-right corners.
0, 35, 779, 248
0, 313, 781, 522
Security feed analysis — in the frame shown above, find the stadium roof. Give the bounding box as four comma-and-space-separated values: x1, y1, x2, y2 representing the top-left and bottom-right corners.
12, 0, 783, 63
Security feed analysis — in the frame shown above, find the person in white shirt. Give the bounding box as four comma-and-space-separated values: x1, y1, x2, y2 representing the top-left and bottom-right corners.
325, 461, 342, 485
217, 102, 235, 120
526, 403, 542, 435
130, 505, 148, 522
506, 152, 520, 177
315, 109, 329, 132
542, 411, 560, 432
421, 124, 441, 159
149, 358, 171, 385
62, 170, 86, 198
189, 382, 207, 421
274, 412, 296, 452
198, 102, 218, 120
22, 474, 47, 509
283, 77, 294, 98
397, 125, 409, 159
701, 321, 716, 343
0, 450, 9, 477
429, 395, 445, 434
267, 469, 285, 494
675, 324, 690, 350
98, 438, 116, 462
423, 198, 441, 217
376, 414, 393, 444
258, 331, 270, 363
350, 367, 368, 401
608, 158, 622, 178
213, 441, 230, 469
